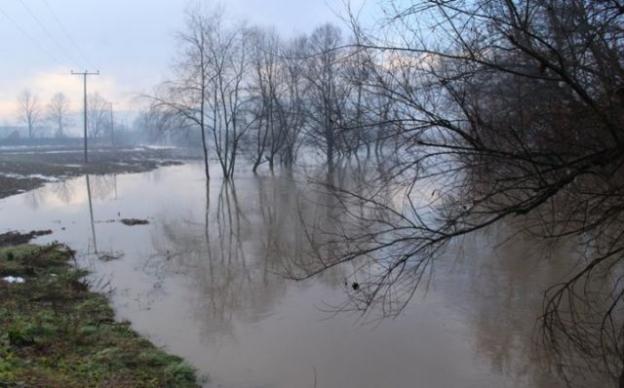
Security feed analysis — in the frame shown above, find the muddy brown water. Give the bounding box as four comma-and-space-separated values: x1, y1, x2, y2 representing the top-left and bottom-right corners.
0, 162, 603, 387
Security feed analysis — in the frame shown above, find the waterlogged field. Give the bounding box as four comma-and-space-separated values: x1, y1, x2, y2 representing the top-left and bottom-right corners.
0, 162, 595, 387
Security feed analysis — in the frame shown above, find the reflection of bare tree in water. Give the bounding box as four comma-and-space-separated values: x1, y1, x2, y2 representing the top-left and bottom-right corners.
200, 182, 254, 334
142, 170, 357, 343
24, 173, 118, 210
441, 221, 607, 388
294, 159, 620, 385
255, 173, 346, 290
49, 180, 75, 204
287, 163, 427, 315
24, 189, 42, 210
148, 178, 312, 339
88, 174, 118, 201
24, 180, 71, 209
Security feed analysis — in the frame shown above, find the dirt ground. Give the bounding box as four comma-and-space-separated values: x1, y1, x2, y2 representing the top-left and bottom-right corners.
0, 230, 52, 247
0, 146, 194, 199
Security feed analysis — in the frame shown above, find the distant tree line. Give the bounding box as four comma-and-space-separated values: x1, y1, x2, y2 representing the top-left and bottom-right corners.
13, 89, 122, 143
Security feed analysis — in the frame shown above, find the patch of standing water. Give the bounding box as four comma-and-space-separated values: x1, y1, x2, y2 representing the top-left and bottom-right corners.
0, 162, 577, 387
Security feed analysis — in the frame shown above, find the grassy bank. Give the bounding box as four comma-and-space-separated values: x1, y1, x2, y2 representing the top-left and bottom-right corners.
0, 242, 199, 387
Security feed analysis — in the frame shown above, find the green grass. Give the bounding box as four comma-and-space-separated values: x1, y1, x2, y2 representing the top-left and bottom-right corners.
0, 243, 199, 387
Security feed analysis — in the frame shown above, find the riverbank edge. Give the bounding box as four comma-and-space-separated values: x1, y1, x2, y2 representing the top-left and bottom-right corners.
0, 239, 200, 387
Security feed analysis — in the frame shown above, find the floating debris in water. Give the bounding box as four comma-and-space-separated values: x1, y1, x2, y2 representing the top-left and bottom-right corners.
98, 252, 125, 262
3, 276, 25, 284
120, 218, 149, 226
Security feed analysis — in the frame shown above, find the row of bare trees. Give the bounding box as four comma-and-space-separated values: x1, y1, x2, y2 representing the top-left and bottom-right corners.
15, 90, 114, 140
17, 90, 71, 138
145, 6, 401, 179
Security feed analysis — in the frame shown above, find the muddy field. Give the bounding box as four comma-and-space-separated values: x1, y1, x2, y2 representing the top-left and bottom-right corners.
0, 146, 195, 199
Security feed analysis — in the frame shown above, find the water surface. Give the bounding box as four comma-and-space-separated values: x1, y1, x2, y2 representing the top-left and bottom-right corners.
0, 162, 579, 387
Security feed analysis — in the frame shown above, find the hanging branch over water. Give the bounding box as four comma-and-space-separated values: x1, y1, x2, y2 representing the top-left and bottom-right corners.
283, 1, 624, 385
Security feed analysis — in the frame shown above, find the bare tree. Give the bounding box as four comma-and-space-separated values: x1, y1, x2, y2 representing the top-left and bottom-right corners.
248, 27, 284, 173
153, 6, 251, 180
244, 33, 309, 170
277, 35, 309, 167
87, 93, 111, 139
153, 6, 215, 180
47, 92, 72, 138
17, 90, 42, 138
134, 105, 190, 145
303, 24, 350, 169
338, 44, 376, 159
203, 13, 250, 179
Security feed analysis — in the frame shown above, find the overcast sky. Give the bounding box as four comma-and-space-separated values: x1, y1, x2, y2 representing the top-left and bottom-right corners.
0, 0, 373, 124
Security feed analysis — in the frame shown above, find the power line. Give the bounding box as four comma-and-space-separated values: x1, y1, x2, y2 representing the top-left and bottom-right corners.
17, 0, 82, 68
40, 0, 94, 69
0, 4, 65, 67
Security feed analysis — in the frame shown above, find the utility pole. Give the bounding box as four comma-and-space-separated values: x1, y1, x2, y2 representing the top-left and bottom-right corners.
71, 70, 99, 163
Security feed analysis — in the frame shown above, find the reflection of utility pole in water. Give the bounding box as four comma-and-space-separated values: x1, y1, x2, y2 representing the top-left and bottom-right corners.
85, 174, 98, 254
113, 174, 118, 200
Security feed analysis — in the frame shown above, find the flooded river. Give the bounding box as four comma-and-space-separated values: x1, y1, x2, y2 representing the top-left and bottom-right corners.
0, 162, 594, 387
